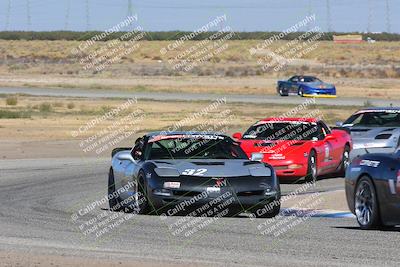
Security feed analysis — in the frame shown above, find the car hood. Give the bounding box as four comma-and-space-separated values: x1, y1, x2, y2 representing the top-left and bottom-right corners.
239, 139, 309, 158
150, 159, 272, 177
348, 126, 400, 149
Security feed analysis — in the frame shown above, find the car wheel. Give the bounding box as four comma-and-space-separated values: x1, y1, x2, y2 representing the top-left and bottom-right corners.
305, 150, 317, 183
134, 173, 150, 214
298, 87, 304, 97
338, 145, 351, 176
278, 86, 288, 96
354, 176, 382, 230
108, 168, 122, 211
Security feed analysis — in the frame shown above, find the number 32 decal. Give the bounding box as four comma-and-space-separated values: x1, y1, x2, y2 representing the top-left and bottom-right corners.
182, 168, 207, 176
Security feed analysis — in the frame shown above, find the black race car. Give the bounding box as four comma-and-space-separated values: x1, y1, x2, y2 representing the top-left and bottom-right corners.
345, 150, 400, 229
108, 131, 281, 218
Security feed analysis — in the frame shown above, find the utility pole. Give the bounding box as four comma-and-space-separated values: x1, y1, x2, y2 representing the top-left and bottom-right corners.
26, 0, 31, 30
367, 0, 372, 32
127, 0, 134, 31
5, 0, 11, 31
65, 0, 71, 30
307, 0, 312, 31
385, 0, 391, 33
326, 0, 332, 32
86, 0, 90, 31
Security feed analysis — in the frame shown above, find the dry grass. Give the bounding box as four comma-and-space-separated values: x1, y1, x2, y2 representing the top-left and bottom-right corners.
0, 40, 399, 99
0, 95, 357, 142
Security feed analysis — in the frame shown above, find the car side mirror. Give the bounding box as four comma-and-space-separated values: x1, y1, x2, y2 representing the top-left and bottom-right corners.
117, 152, 135, 162
250, 153, 264, 162
232, 132, 242, 139
336, 121, 343, 127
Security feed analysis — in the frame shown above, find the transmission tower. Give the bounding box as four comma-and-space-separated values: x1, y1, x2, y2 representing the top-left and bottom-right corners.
126, 0, 134, 31
326, 0, 332, 32
385, 0, 391, 33
86, 0, 90, 31
127, 0, 133, 18
26, 0, 31, 30
307, 0, 312, 31
65, 0, 71, 30
367, 0, 372, 32
4, 0, 11, 31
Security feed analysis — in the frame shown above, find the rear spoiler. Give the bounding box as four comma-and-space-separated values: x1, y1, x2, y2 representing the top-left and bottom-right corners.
111, 147, 131, 158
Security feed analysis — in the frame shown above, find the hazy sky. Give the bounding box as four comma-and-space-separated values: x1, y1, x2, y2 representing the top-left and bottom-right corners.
0, 0, 398, 33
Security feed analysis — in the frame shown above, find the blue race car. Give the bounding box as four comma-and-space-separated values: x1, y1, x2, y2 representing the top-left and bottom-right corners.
277, 75, 336, 98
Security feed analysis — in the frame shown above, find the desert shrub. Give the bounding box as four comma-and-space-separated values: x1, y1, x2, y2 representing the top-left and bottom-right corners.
52, 102, 64, 107
39, 102, 53, 112
67, 102, 75, 109
6, 96, 18, 106
0, 110, 30, 118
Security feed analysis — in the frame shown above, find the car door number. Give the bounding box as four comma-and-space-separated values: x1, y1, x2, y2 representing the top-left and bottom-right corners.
182, 168, 207, 176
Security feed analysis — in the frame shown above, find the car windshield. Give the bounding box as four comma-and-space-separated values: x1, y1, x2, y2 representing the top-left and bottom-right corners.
343, 111, 400, 127
242, 122, 321, 140
146, 135, 248, 160
300, 76, 321, 83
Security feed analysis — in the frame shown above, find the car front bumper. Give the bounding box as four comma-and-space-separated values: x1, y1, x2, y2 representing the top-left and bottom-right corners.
303, 87, 336, 98
149, 187, 280, 216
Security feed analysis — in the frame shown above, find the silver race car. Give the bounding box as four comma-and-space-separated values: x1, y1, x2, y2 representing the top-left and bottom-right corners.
337, 107, 400, 159
108, 131, 281, 218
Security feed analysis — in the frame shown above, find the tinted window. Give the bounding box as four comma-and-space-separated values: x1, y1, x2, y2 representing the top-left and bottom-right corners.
242, 122, 323, 141
344, 111, 400, 127
146, 136, 248, 160
301, 76, 321, 82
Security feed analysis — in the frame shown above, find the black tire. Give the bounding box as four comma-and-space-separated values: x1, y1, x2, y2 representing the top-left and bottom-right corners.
251, 202, 281, 218
337, 144, 351, 177
108, 168, 122, 211
354, 176, 382, 230
298, 87, 304, 97
278, 86, 288, 96
305, 150, 317, 183
135, 172, 150, 214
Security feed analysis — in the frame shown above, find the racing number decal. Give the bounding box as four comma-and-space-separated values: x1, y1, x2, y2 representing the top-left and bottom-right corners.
323, 143, 332, 162
182, 168, 207, 176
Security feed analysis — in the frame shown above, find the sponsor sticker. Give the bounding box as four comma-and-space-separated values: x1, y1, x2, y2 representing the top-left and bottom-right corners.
164, 182, 181, 189
269, 154, 285, 160
359, 159, 380, 168
206, 187, 221, 194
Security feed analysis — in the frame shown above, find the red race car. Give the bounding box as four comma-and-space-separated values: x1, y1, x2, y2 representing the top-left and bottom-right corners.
233, 118, 352, 182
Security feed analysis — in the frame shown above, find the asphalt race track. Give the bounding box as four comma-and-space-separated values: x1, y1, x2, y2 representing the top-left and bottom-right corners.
0, 158, 399, 266
1, 87, 400, 107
